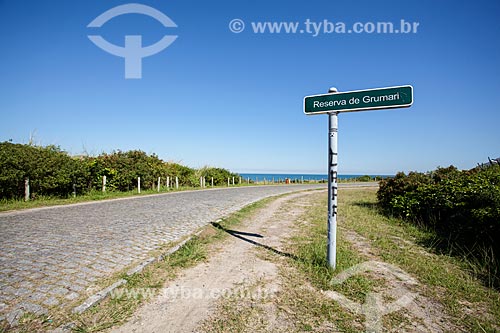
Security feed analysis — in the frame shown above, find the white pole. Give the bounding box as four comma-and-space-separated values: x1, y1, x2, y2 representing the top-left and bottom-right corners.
327, 87, 339, 270
102, 175, 106, 193
200, 176, 203, 188
24, 178, 30, 201
175, 176, 179, 189
167, 176, 170, 189
211, 177, 214, 187
232, 177, 235, 185
227, 177, 230, 186
158, 177, 161, 192
138, 177, 141, 193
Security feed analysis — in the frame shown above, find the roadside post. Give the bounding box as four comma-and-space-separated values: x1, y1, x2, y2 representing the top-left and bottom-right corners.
304, 85, 413, 269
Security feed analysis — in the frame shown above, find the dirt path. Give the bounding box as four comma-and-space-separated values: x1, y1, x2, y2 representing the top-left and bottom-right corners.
326, 227, 456, 332
110, 190, 318, 333
109, 188, 456, 333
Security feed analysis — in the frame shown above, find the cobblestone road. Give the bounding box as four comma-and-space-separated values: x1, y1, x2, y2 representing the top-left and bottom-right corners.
0, 185, 324, 324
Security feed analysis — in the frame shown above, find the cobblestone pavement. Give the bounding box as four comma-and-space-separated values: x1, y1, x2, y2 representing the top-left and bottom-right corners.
0, 185, 325, 324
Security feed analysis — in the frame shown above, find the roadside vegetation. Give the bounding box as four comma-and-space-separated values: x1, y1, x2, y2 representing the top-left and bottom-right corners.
0, 142, 240, 211
377, 165, 500, 288
280, 189, 500, 332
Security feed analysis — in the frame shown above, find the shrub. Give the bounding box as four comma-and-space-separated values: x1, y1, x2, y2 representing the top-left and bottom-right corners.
0, 142, 240, 199
377, 165, 500, 286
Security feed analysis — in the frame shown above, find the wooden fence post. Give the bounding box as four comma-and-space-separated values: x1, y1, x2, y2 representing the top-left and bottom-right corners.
24, 178, 30, 202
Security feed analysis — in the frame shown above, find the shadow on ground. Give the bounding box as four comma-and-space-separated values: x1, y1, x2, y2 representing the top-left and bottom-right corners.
210, 222, 299, 261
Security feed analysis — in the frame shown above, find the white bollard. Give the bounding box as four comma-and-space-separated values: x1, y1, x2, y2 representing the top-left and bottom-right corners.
138, 177, 141, 193
24, 178, 30, 201
102, 175, 106, 193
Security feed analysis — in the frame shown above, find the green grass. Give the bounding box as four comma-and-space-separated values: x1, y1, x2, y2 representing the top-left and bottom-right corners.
338, 188, 500, 332
280, 188, 500, 332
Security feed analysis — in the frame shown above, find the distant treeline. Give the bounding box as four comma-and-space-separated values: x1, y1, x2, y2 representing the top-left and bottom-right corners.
0, 142, 239, 200
377, 165, 500, 286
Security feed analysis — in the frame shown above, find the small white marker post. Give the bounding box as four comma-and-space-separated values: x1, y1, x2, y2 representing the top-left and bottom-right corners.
304, 85, 413, 269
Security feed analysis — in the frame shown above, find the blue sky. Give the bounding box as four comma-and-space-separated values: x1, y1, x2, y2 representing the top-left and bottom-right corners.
1, 0, 499, 174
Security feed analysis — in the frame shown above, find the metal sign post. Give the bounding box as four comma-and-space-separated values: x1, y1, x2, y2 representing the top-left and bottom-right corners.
327, 88, 338, 269
304, 85, 413, 269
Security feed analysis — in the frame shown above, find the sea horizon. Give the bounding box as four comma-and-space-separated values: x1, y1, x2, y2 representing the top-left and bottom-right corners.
239, 173, 393, 182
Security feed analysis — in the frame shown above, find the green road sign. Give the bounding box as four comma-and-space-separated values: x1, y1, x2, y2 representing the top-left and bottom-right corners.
304, 85, 413, 114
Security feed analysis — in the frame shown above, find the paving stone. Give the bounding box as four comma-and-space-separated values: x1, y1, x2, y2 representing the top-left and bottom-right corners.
65, 292, 80, 301
17, 302, 48, 315
73, 278, 89, 286
25, 292, 45, 302
0, 185, 324, 317
36, 285, 52, 293
6, 308, 23, 326
13, 288, 31, 297
42, 297, 59, 306
50, 287, 69, 296
67, 284, 84, 292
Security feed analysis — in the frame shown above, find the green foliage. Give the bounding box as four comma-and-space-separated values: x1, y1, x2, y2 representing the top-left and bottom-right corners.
377, 165, 500, 286
0, 142, 88, 199
196, 166, 239, 186
0, 142, 239, 199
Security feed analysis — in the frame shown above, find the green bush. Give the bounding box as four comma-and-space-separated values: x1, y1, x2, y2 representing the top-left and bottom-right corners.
377, 165, 500, 286
0, 142, 239, 199
0, 142, 88, 199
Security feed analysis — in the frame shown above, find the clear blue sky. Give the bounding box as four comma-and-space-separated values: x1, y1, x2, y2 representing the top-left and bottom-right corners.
1, 0, 499, 174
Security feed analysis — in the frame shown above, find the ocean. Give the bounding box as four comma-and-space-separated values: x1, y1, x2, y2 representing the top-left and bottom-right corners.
239, 173, 391, 182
